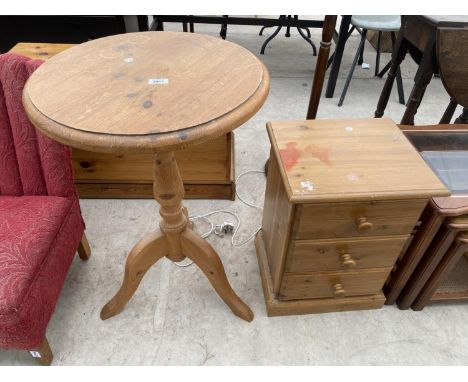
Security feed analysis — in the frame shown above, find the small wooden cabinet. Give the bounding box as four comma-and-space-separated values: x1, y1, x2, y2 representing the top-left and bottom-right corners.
72, 132, 235, 199
255, 118, 449, 316
11, 42, 235, 200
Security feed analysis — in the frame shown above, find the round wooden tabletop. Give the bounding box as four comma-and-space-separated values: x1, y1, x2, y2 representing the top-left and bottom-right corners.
23, 31, 269, 153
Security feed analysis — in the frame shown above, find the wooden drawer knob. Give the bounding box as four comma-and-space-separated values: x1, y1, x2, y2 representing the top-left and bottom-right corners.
333, 283, 346, 298
356, 217, 374, 233
340, 253, 356, 269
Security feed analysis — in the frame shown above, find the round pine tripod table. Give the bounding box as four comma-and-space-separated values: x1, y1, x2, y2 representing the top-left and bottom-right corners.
23, 31, 270, 322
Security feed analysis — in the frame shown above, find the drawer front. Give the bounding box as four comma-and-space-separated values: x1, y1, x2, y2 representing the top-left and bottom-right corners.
279, 268, 391, 301
294, 199, 427, 240
287, 235, 409, 273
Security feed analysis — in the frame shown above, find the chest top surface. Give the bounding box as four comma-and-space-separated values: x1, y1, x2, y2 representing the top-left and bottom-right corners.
23, 31, 269, 153
267, 118, 449, 203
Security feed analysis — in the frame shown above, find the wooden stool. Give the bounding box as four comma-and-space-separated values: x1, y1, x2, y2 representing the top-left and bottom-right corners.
23, 32, 269, 323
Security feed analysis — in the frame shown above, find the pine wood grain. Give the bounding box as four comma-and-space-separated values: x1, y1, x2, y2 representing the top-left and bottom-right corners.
9, 42, 75, 60
255, 230, 386, 316
255, 117, 446, 315
295, 199, 428, 240
75, 182, 234, 200
72, 134, 231, 182
279, 268, 391, 301
23, 32, 269, 153
11, 42, 236, 199
267, 118, 449, 203
22, 34, 268, 323
287, 235, 409, 273
261, 152, 295, 293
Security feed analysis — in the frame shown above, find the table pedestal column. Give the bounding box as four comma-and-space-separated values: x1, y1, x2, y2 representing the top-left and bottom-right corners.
100, 151, 253, 322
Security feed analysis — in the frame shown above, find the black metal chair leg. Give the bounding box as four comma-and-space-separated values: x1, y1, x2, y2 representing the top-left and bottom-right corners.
220, 15, 228, 39
338, 30, 368, 107
260, 23, 284, 54
378, 61, 391, 77
375, 31, 382, 76
391, 32, 405, 105
297, 26, 318, 56
358, 29, 365, 65
259, 26, 270, 36
285, 15, 292, 37
301, 27, 311, 38
293, 16, 311, 38
327, 25, 355, 68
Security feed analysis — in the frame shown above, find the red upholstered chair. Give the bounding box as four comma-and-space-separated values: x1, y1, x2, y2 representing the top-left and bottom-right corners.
0, 53, 90, 365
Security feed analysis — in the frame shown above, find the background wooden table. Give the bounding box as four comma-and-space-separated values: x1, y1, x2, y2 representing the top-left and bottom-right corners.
375, 15, 468, 125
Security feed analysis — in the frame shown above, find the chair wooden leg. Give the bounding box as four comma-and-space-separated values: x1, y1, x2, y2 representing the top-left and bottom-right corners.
77, 232, 91, 261
29, 337, 53, 365
391, 32, 405, 105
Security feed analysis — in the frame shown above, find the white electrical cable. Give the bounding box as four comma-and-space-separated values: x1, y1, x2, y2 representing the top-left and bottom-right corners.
173, 169, 265, 268
235, 170, 265, 210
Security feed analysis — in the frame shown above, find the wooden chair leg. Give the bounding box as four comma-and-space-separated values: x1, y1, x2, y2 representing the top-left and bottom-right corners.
29, 337, 53, 365
77, 232, 91, 261
391, 32, 405, 105
439, 98, 458, 124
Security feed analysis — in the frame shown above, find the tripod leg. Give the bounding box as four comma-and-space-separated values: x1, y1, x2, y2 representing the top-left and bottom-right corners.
181, 229, 254, 322
101, 230, 168, 320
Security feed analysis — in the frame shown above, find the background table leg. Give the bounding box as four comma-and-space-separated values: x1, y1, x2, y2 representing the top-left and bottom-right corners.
375, 31, 409, 118
400, 43, 436, 125
307, 15, 337, 119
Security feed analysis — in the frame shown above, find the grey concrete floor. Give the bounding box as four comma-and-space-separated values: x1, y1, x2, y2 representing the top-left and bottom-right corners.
2, 17, 468, 365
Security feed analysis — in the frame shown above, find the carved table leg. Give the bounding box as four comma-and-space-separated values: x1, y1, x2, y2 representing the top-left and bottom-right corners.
375, 31, 409, 118
440, 98, 458, 124
400, 42, 436, 125
181, 229, 253, 321
455, 107, 468, 124
100, 230, 168, 320
307, 15, 337, 120
101, 151, 253, 322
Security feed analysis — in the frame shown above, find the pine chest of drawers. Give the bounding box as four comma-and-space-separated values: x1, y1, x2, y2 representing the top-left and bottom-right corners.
255, 118, 449, 316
